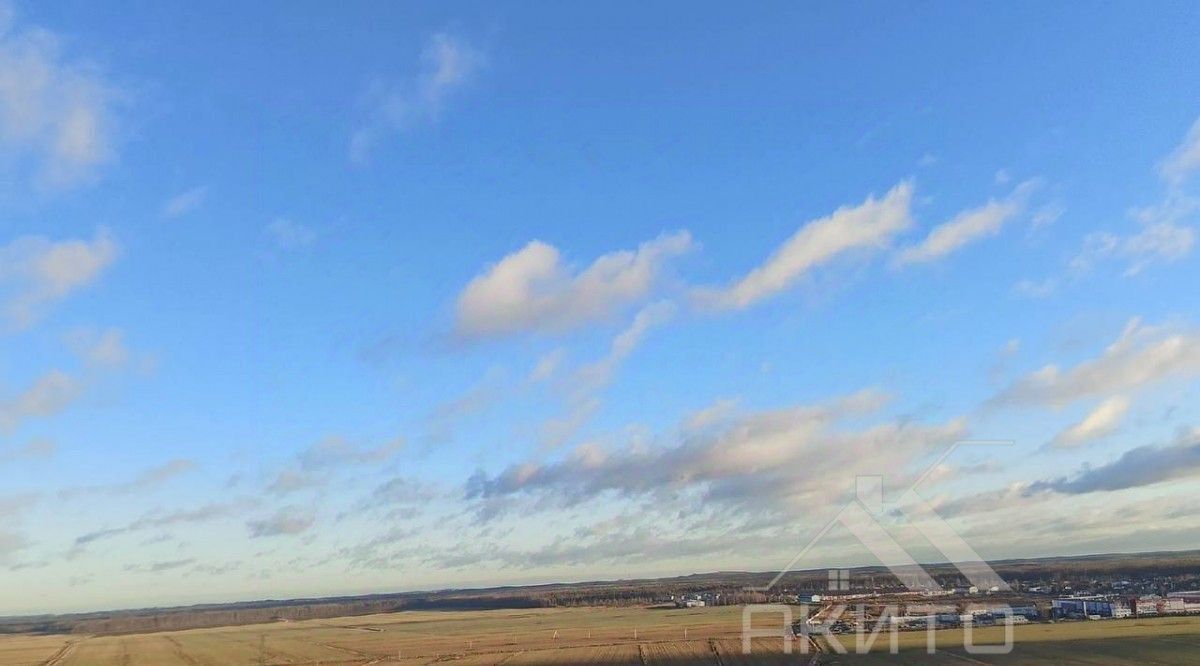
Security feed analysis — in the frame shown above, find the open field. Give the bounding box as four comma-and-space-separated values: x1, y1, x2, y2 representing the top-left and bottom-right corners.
816, 616, 1200, 664
1, 607, 1198, 665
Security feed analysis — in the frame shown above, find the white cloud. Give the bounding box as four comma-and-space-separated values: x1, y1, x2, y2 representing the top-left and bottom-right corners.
1013, 277, 1058, 299
0, 327, 140, 440
247, 507, 315, 538
1072, 218, 1196, 277
162, 186, 207, 218
574, 301, 675, 393
994, 318, 1200, 408
0, 530, 28, 564
1031, 428, 1200, 494
896, 180, 1037, 265
65, 327, 129, 368
1130, 190, 1198, 227
298, 435, 404, 470
1001, 338, 1021, 356
1070, 118, 1200, 277
0, 6, 119, 187
349, 32, 482, 164
694, 181, 913, 310
1030, 203, 1065, 230
59, 458, 196, 499
0, 370, 82, 432
69, 499, 257, 556
454, 231, 693, 340
0, 229, 118, 327
1050, 396, 1130, 448
539, 302, 677, 448
1118, 221, 1196, 274
266, 469, 322, 496
429, 368, 508, 440
0, 436, 55, 463
538, 397, 600, 450
266, 218, 316, 251
682, 397, 740, 433
266, 435, 405, 495
528, 349, 565, 384
123, 459, 196, 490
468, 388, 964, 517
989, 338, 1022, 382
1160, 117, 1200, 185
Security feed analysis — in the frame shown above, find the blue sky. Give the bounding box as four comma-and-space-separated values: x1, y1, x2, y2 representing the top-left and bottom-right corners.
2, 0, 1200, 615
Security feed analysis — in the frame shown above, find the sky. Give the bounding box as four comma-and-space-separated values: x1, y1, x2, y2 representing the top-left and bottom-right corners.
1, 0, 1200, 615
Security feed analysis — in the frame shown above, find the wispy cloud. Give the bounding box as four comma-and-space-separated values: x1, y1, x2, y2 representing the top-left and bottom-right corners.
454, 231, 692, 340
467, 389, 962, 518
1013, 277, 1059, 299
266, 218, 316, 251
70, 499, 257, 557
993, 318, 1200, 408
0, 530, 28, 564
124, 558, 196, 574
0, 436, 55, 463
266, 469, 323, 496
682, 397, 741, 433
895, 179, 1038, 265
59, 459, 196, 499
266, 435, 404, 495
1071, 211, 1196, 277
162, 186, 208, 218
298, 435, 403, 470
0, 4, 120, 187
1072, 117, 1200, 277
361, 476, 437, 510
349, 32, 483, 164
1049, 395, 1130, 448
1030, 428, 1200, 495
0, 328, 145, 437
429, 368, 508, 440
64, 327, 131, 368
0, 370, 82, 433
538, 397, 600, 450
528, 349, 565, 384
531, 301, 677, 449
693, 181, 913, 310
0, 229, 119, 328
247, 506, 315, 538
573, 301, 676, 395
0, 492, 39, 518
1160, 117, 1200, 185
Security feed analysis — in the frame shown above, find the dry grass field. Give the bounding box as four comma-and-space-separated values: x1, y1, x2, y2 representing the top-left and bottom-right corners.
1, 607, 1198, 665
816, 615, 1200, 664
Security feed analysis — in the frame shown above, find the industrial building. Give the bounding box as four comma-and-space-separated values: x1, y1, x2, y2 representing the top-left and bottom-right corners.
1051, 596, 1131, 619
1134, 595, 1193, 616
